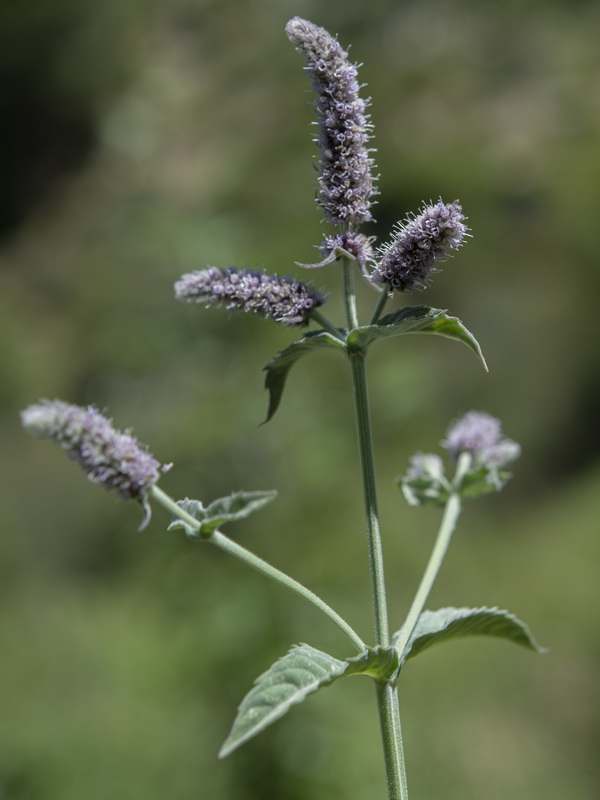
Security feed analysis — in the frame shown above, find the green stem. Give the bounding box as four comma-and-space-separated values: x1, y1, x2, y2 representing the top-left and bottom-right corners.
376, 683, 409, 800
342, 258, 359, 329
369, 290, 389, 325
393, 471, 466, 661
348, 350, 408, 798
311, 310, 346, 342
150, 485, 366, 654
349, 353, 390, 647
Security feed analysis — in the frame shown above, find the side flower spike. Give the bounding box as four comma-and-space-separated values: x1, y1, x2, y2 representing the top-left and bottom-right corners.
174, 267, 326, 326
21, 400, 170, 527
372, 200, 468, 294
285, 16, 377, 228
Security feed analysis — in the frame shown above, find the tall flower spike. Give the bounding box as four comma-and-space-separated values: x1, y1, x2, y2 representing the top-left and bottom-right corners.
285, 17, 376, 227
174, 266, 326, 326
442, 411, 521, 469
371, 200, 468, 294
21, 400, 170, 512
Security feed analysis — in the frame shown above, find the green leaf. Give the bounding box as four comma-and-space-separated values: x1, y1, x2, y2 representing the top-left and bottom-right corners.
219, 644, 398, 758
393, 607, 545, 665
263, 331, 346, 422
219, 645, 348, 758
167, 491, 277, 538
347, 306, 487, 369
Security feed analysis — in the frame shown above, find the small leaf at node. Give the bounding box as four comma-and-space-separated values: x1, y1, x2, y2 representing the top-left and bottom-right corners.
263, 331, 346, 422
166, 498, 206, 538
393, 606, 545, 665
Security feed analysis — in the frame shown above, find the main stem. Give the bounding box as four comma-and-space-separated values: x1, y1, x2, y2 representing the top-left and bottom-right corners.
343, 262, 408, 799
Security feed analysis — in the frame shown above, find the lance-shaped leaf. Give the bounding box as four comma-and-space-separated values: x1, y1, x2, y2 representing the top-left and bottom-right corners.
393, 606, 545, 666
167, 491, 277, 538
219, 643, 398, 758
346, 306, 487, 369
263, 330, 346, 422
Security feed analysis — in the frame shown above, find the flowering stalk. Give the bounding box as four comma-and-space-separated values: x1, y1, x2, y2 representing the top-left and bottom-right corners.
285, 17, 376, 229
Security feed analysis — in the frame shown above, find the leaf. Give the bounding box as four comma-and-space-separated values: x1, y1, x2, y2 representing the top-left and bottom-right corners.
347, 306, 487, 369
219, 645, 348, 758
263, 331, 346, 422
167, 491, 277, 538
393, 607, 545, 666
219, 644, 398, 758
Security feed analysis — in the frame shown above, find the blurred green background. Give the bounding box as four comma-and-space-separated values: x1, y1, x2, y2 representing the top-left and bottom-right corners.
1, 0, 599, 797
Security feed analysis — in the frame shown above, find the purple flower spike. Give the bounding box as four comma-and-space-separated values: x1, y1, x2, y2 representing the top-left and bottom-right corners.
21, 400, 169, 502
174, 267, 325, 326
443, 411, 520, 468
285, 17, 376, 227
372, 200, 468, 294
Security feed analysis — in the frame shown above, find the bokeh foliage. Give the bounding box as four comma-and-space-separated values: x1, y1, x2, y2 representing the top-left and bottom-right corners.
1, 0, 599, 798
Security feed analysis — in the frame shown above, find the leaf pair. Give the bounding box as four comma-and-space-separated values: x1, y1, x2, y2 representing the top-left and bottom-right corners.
220, 606, 543, 757
264, 306, 487, 422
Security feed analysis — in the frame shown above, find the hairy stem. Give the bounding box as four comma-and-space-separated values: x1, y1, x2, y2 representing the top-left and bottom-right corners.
342, 257, 359, 329
150, 485, 366, 653
347, 343, 408, 797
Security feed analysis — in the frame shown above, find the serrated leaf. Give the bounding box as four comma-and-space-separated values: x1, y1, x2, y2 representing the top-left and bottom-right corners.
263, 331, 346, 422
393, 607, 545, 666
219, 645, 348, 758
167, 492, 277, 538
346, 306, 487, 369
219, 644, 397, 758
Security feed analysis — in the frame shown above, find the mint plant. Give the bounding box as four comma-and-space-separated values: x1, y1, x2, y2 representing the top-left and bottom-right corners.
21, 17, 543, 800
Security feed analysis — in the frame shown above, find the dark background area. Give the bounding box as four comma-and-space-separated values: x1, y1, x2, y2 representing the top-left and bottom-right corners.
1, 0, 599, 798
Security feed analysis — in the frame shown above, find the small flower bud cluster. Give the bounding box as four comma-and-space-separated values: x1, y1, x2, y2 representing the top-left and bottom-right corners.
285, 16, 376, 227
443, 411, 521, 468
401, 411, 520, 506
320, 231, 374, 269
372, 200, 468, 294
174, 267, 325, 326
21, 400, 169, 500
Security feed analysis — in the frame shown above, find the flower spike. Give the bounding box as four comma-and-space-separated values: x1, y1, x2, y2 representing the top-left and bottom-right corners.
372, 200, 468, 294
285, 17, 376, 228
174, 267, 325, 326
21, 400, 170, 508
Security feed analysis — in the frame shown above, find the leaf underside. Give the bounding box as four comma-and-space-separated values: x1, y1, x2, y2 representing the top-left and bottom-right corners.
393, 606, 545, 666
